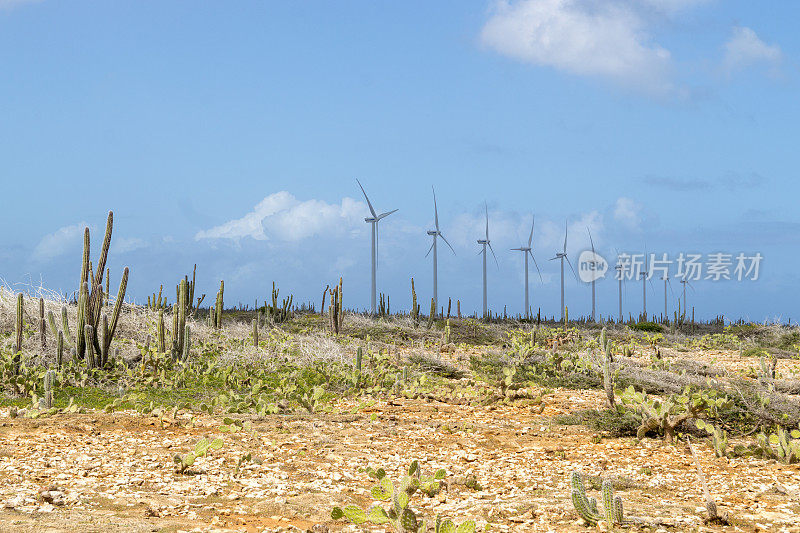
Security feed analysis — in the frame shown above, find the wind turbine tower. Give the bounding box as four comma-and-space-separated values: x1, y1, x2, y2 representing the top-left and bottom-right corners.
356, 179, 398, 316
550, 221, 576, 322
511, 215, 542, 320
477, 203, 498, 319
426, 186, 455, 317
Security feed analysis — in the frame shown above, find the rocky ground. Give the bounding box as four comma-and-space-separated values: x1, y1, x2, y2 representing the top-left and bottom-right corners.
1, 345, 799, 533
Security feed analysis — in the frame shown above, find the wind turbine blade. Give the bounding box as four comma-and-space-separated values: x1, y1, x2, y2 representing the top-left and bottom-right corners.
377, 208, 398, 220
488, 242, 499, 268
439, 232, 456, 255
563, 220, 568, 254
425, 239, 435, 258
587, 227, 595, 254
549, 256, 559, 261
667, 278, 677, 299
432, 186, 439, 231
356, 179, 377, 219
510, 247, 524, 251
529, 250, 543, 283
528, 215, 535, 248
484, 202, 489, 241
565, 255, 579, 282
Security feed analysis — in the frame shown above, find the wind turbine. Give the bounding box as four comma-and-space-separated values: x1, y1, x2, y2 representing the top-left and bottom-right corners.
615, 263, 624, 322
614, 248, 625, 323
640, 251, 655, 321
550, 220, 577, 322
511, 215, 542, 320
662, 275, 676, 323
356, 179, 398, 316
679, 278, 695, 320
587, 228, 597, 322
477, 202, 498, 319
426, 186, 455, 317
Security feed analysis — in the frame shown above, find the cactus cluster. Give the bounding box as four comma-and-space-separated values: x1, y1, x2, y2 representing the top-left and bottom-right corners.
326, 278, 343, 335
696, 420, 728, 457
410, 278, 420, 325
75, 212, 129, 367
758, 353, 777, 380
756, 425, 800, 464
147, 285, 166, 310
332, 461, 473, 533
265, 281, 293, 324
570, 471, 625, 527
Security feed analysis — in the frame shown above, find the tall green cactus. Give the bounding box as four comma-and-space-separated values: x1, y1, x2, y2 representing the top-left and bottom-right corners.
56, 331, 64, 368
43, 369, 56, 409
571, 471, 625, 527
601, 327, 615, 407
76, 281, 88, 358
158, 308, 166, 353
214, 280, 224, 328
61, 306, 73, 347
182, 324, 191, 361
252, 319, 259, 348
14, 293, 23, 375
84, 325, 95, 369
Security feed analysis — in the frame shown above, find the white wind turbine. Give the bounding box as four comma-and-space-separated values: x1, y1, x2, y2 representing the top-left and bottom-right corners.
426, 186, 455, 317
511, 215, 542, 320
587, 228, 597, 322
613, 248, 626, 323
477, 202, 498, 319
550, 220, 577, 322
356, 179, 398, 316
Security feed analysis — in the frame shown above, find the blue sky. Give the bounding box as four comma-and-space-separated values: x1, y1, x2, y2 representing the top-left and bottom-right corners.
1, 0, 798, 322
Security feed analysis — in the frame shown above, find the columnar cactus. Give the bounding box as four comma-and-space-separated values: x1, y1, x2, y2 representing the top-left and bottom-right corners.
182, 324, 191, 361
570, 471, 625, 526
601, 327, 615, 407
61, 306, 73, 346
39, 297, 46, 349
214, 280, 224, 328
57, 331, 64, 368
252, 319, 259, 348
14, 293, 23, 375
157, 308, 166, 353
84, 325, 95, 369
43, 369, 56, 409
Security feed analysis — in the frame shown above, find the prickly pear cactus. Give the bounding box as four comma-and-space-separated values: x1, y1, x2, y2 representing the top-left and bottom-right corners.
332, 462, 469, 533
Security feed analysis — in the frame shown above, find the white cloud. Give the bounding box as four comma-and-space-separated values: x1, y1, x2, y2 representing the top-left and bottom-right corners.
638, 0, 711, 13
722, 26, 782, 75
0, 0, 42, 9
114, 237, 147, 254
613, 197, 642, 229
480, 0, 678, 96
195, 192, 365, 242
32, 222, 89, 262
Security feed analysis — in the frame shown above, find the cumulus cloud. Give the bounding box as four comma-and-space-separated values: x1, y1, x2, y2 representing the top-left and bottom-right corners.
480, 0, 679, 96
613, 197, 642, 230
723, 26, 782, 75
0, 0, 42, 9
113, 237, 148, 254
32, 222, 90, 262
195, 192, 365, 242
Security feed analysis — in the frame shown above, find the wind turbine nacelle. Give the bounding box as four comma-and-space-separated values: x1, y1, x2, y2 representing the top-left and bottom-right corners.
578, 250, 608, 283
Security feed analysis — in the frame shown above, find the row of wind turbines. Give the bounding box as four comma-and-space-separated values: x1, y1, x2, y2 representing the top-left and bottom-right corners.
355, 180, 694, 322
